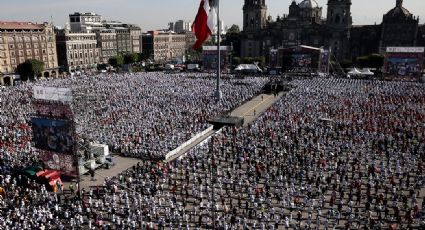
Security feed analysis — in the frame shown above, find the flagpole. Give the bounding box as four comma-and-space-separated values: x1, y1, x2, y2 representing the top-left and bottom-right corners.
215, 0, 222, 102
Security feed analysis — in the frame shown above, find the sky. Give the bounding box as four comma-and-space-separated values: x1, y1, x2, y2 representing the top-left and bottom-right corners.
0, 0, 424, 31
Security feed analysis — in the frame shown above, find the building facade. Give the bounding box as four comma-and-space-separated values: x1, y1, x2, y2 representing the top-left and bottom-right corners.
0, 21, 58, 81
142, 31, 186, 63
173, 20, 192, 33
69, 12, 103, 33
96, 29, 117, 64
68, 13, 142, 64
55, 29, 101, 72
241, 0, 424, 62
103, 21, 142, 54
379, 0, 419, 51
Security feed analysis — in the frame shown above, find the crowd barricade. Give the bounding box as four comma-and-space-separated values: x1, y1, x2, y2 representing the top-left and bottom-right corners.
165, 125, 214, 160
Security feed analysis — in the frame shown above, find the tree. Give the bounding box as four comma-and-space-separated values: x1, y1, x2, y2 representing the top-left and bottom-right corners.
226, 24, 240, 34
340, 59, 353, 69
252, 57, 266, 68
97, 63, 109, 71
367, 54, 384, 69
355, 54, 384, 69
223, 24, 241, 57
16, 59, 44, 81
136, 53, 144, 62
124, 53, 138, 64
232, 57, 241, 66
108, 55, 124, 69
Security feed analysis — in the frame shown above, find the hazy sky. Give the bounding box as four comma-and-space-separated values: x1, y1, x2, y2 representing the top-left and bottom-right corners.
0, 0, 423, 31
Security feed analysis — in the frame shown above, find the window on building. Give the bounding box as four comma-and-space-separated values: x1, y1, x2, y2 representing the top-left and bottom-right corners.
335, 14, 341, 24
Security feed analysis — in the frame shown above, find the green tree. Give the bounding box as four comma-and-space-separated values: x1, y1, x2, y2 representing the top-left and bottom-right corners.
356, 54, 384, 69
97, 63, 109, 71
124, 53, 138, 64
252, 57, 266, 68
16, 59, 44, 81
232, 57, 241, 66
356, 56, 369, 68
108, 55, 124, 69
136, 53, 144, 62
242, 57, 253, 64
223, 24, 241, 57
340, 59, 353, 69
367, 53, 384, 69
226, 24, 240, 34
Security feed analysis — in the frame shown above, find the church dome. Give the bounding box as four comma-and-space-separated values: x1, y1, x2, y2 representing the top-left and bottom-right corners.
385, 6, 412, 19
299, 0, 319, 9
384, 0, 414, 22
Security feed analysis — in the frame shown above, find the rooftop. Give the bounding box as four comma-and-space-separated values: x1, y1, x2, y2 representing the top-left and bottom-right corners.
0, 21, 45, 30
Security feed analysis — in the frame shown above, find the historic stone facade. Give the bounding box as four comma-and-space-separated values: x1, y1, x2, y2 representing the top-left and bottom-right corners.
55, 29, 101, 72
142, 31, 186, 64
0, 21, 58, 77
241, 0, 424, 62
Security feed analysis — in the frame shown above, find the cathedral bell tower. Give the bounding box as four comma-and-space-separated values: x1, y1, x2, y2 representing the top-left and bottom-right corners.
326, 0, 352, 60
327, 0, 352, 28
243, 0, 267, 32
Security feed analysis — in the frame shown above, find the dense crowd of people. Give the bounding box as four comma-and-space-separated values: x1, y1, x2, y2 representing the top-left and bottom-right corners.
0, 75, 424, 229
0, 72, 267, 161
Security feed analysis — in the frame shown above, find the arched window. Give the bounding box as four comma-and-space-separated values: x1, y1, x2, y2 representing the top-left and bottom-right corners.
335, 14, 341, 24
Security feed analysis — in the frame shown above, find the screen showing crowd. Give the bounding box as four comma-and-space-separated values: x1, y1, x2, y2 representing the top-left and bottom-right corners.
31, 118, 74, 154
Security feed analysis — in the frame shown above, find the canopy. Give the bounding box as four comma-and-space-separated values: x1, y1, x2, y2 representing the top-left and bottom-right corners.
22, 166, 42, 177
347, 68, 362, 75
360, 68, 374, 75
36, 169, 60, 179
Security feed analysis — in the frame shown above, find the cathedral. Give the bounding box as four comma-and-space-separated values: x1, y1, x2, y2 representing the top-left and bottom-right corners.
241, 0, 425, 61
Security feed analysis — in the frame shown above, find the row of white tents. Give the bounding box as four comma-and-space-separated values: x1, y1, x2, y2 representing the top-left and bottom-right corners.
346, 68, 374, 77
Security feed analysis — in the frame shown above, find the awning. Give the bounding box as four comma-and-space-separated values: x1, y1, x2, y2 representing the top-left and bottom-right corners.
23, 166, 42, 176
347, 68, 362, 75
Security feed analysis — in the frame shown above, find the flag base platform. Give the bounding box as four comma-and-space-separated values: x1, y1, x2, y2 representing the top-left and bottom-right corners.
209, 115, 244, 129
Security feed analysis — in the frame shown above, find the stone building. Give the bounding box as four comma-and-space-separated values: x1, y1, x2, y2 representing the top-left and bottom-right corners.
103, 21, 141, 54
95, 29, 117, 64
69, 12, 103, 33
241, 0, 424, 62
379, 0, 420, 51
142, 31, 186, 63
0, 21, 58, 84
55, 29, 101, 72
173, 20, 192, 33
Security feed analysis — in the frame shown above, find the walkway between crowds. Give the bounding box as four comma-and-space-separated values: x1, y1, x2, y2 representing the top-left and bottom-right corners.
231, 92, 284, 126
160, 91, 284, 164
79, 91, 284, 187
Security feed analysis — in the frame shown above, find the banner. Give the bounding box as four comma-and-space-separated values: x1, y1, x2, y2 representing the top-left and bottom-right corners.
32, 87, 77, 176
384, 49, 424, 80
319, 50, 330, 73
33, 86, 73, 102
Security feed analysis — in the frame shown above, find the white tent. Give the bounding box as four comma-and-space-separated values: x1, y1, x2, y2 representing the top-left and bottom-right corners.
347, 68, 362, 75
360, 68, 374, 75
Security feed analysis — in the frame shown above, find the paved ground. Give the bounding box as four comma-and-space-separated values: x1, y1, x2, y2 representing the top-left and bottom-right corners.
231, 92, 284, 126
72, 91, 283, 189
66, 156, 144, 189
165, 129, 216, 163
164, 92, 284, 163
